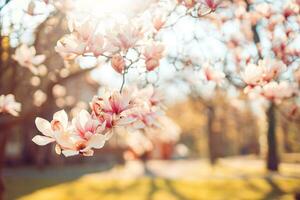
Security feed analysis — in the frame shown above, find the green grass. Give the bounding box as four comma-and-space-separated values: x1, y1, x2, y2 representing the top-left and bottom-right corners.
5, 158, 300, 200
6, 176, 300, 200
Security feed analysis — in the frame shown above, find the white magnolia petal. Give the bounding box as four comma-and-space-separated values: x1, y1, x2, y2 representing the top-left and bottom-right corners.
116, 117, 136, 126
53, 110, 68, 129
55, 145, 62, 155
35, 117, 53, 137
104, 130, 113, 141
62, 150, 79, 157
32, 135, 55, 146
87, 134, 106, 149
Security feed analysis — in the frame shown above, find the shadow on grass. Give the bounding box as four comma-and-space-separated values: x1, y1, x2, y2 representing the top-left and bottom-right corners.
7, 164, 300, 200
4, 163, 114, 200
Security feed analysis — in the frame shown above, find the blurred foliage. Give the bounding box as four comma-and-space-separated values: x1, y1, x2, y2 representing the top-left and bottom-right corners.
167, 96, 260, 158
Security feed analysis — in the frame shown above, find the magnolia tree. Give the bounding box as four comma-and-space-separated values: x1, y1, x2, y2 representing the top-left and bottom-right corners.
0, 0, 300, 198
160, 0, 300, 170
0, 0, 218, 198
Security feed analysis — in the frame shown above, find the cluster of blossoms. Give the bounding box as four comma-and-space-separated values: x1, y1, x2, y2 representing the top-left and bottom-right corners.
12, 45, 46, 75
242, 58, 298, 103
32, 86, 165, 157
55, 16, 165, 73
203, 64, 225, 84
0, 94, 21, 117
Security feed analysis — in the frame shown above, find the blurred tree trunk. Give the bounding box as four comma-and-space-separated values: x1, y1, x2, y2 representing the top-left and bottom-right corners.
22, 117, 37, 164
281, 120, 292, 153
266, 103, 279, 171
207, 106, 218, 165
0, 131, 8, 200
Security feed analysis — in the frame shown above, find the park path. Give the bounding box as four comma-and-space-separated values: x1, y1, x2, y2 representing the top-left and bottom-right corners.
4, 157, 300, 181
87, 157, 300, 180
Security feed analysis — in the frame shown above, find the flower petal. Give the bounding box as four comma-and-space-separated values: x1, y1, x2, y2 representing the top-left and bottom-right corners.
62, 150, 79, 157
53, 110, 68, 129
87, 134, 106, 149
32, 135, 55, 146
35, 117, 53, 137
55, 145, 62, 155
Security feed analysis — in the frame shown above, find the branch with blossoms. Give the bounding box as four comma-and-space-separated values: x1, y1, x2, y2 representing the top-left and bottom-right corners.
32, 85, 165, 157
0, 0, 221, 157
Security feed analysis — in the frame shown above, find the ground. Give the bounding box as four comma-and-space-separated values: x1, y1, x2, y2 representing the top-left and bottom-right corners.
4, 157, 300, 200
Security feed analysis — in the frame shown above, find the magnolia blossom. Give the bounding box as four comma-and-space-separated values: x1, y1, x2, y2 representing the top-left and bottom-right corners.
143, 42, 164, 71
89, 34, 108, 57
90, 88, 136, 132
0, 94, 21, 117
152, 14, 166, 31
55, 34, 87, 60
55, 19, 107, 59
13, 45, 46, 74
134, 85, 164, 107
107, 22, 144, 51
242, 58, 289, 94
202, 0, 221, 12
111, 54, 125, 74
32, 110, 107, 157
261, 81, 297, 103
241, 63, 263, 87
258, 58, 286, 82
127, 86, 165, 129
33, 86, 165, 157
203, 65, 225, 84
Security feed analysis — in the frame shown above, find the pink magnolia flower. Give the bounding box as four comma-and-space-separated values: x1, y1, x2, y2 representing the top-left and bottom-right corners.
143, 42, 164, 71
111, 54, 125, 74
32, 110, 107, 157
0, 94, 21, 117
202, 0, 221, 12
55, 34, 87, 60
13, 45, 46, 74
90, 89, 136, 130
152, 14, 166, 31
128, 105, 163, 129
32, 110, 69, 147
125, 86, 165, 130
241, 63, 263, 92
57, 110, 106, 156
107, 23, 144, 51
133, 85, 164, 107
261, 81, 297, 103
56, 19, 100, 59
259, 58, 286, 82
71, 19, 96, 44
88, 34, 107, 57
255, 2, 273, 18
203, 65, 225, 84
